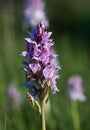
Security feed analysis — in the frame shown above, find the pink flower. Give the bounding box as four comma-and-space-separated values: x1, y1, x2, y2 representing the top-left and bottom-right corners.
23, 0, 49, 28
7, 83, 22, 106
20, 22, 60, 99
67, 75, 86, 101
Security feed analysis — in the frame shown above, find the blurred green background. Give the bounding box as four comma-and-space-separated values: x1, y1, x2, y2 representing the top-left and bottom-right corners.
0, 0, 90, 130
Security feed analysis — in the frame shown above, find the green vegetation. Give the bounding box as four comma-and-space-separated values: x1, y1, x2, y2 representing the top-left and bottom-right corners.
0, 1, 90, 130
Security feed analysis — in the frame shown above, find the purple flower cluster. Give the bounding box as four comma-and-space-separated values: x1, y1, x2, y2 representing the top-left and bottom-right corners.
7, 83, 22, 107
67, 75, 86, 101
23, 0, 49, 28
20, 22, 60, 99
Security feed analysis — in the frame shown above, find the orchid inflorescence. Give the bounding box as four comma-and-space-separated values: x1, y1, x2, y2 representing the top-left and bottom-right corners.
20, 21, 60, 112
67, 75, 86, 102
23, 0, 49, 28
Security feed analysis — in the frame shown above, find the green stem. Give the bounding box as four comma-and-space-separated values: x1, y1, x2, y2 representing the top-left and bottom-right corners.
41, 99, 46, 130
71, 101, 81, 130
5, 111, 6, 130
